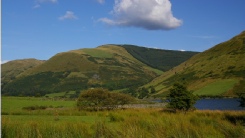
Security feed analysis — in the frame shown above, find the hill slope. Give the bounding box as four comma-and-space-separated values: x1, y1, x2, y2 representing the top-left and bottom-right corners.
121, 44, 199, 71
2, 45, 163, 96
1, 59, 45, 86
145, 31, 245, 97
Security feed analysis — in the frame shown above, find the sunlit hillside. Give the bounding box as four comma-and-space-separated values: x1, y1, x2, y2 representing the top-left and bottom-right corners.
145, 31, 245, 97
2, 45, 162, 96
1, 59, 45, 85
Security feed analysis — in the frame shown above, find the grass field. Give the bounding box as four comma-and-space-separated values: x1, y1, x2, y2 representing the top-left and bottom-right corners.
193, 79, 238, 96
1, 97, 75, 113
1, 96, 245, 137
83, 48, 114, 58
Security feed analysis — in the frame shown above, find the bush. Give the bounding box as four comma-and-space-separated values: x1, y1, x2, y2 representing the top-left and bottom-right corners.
167, 83, 198, 112
22, 105, 47, 111
77, 88, 135, 111
233, 79, 245, 107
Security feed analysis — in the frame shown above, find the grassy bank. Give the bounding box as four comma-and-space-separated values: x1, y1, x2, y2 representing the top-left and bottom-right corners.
193, 79, 238, 96
1, 97, 245, 137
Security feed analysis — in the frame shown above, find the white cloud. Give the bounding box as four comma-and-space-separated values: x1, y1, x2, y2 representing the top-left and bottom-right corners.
59, 11, 78, 20
99, 0, 182, 30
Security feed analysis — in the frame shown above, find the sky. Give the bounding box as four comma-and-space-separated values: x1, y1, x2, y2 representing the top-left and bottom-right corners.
2, 0, 245, 63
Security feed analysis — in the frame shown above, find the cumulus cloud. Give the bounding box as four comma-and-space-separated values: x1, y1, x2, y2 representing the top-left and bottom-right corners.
99, 0, 182, 30
59, 11, 78, 20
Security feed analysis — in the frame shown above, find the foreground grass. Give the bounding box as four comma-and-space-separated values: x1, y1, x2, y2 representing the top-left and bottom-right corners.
1, 97, 245, 137
2, 109, 245, 138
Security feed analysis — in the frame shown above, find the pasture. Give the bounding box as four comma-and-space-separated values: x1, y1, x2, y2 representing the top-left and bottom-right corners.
1, 96, 245, 138
193, 79, 238, 96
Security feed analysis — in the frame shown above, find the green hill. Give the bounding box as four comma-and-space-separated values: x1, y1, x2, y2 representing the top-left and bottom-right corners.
0, 44, 208, 98
1, 59, 45, 86
121, 44, 199, 71
145, 31, 245, 97
2, 45, 164, 96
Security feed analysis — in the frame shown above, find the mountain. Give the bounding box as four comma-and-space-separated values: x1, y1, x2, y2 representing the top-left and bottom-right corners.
145, 31, 245, 97
1, 59, 45, 85
121, 44, 199, 71
2, 44, 198, 97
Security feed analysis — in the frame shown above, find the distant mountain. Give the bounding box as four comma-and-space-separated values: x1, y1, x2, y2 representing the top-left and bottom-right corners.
1, 58, 45, 85
121, 44, 199, 71
145, 31, 245, 97
0, 44, 199, 97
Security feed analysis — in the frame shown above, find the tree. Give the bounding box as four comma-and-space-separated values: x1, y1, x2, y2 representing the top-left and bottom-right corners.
150, 86, 156, 94
138, 87, 149, 99
77, 88, 135, 111
233, 79, 245, 107
167, 83, 198, 112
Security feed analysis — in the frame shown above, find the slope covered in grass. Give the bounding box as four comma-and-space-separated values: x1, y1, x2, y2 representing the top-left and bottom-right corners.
1, 59, 45, 87
193, 79, 238, 96
121, 44, 199, 71
1, 45, 163, 96
145, 31, 245, 97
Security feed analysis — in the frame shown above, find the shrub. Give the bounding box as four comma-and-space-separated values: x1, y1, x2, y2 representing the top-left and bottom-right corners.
22, 105, 47, 111
77, 88, 135, 111
167, 83, 198, 112
233, 79, 245, 107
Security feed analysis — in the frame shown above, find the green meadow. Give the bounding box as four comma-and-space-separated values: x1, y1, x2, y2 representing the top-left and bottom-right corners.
82, 48, 114, 58
1, 96, 245, 138
194, 79, 238, 96
1, 97, 75, 113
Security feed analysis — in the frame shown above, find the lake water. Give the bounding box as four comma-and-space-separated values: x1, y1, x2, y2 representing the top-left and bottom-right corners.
195, 98, 245, 110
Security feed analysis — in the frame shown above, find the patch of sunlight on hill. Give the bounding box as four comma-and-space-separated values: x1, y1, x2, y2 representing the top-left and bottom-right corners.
194, 79, 239, 96
83, 48, 113, 58
145, 66, 163, 75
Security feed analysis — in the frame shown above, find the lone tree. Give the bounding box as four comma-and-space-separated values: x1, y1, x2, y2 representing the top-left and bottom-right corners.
167, 83, 198, 112
77, 88, 135, 111
233, 79, 245, 107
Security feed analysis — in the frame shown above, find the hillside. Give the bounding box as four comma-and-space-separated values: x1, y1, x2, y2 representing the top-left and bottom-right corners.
2, 45, 164, 96
121, 44, 199, 71
145, 31, 245, 97
1, 59, 45, 86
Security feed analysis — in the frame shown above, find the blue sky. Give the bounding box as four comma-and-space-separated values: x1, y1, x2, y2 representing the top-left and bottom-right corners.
2, 0, 245, 63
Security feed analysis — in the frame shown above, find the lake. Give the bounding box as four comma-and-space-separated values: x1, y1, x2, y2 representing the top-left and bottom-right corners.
195, 98, 244, 110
